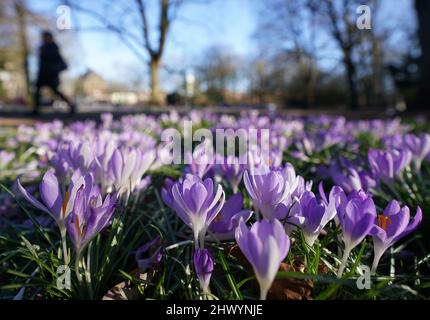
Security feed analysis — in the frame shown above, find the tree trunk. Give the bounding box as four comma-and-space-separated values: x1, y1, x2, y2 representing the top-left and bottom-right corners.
415, 0, 430, 110
15, 1, 31, 104
371, 37, 384, 108
344, 52, 359, 110
150, 58, 161, 105
306, 63, 318, 108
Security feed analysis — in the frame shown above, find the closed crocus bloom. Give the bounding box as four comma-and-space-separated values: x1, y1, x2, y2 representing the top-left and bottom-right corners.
107, 147, 155, 197
368, 148, 412, 183
193, 248, 214, 294
218, 155, 246, 193
209, 193, 252, 240
244, 165, 299, 220
67, 174, 117, 253
287, 190, 336, 247
161, 178, 175, 209
281, 163, 312, 198
370, 200, 422, 274
50, 152, 70, 182
235, 218, 290, 300
93, 140, 116, 190
171, 174, 225, 247
135, 236, 163, 272
65, 140, 95, 173
403, 133, 430, 171
335, 189, 377, 277
185, 142, 214, 179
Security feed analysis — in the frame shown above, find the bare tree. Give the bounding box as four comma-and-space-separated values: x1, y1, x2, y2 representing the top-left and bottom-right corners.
254, 0, 321, 108
0, 0, 49, 103
247, 54, 290, 106
195, 45, 240, 105
315, 0, 362, 109
415, 0, 430, 110
14, 0, 31, 100
66, 0, 185, 105
255, 0, 408, 110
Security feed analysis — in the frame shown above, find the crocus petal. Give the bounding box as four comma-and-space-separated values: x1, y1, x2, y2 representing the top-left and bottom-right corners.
39, 171, 63, 219
394, 207, 423, 242
17, 178, 52, 216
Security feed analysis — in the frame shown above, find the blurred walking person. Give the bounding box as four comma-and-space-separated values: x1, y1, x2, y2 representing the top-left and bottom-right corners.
33, 31, 75, 115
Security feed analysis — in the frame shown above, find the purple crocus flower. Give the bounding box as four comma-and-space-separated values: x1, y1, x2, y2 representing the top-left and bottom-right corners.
244, 165, 299, 220
185, 142, 214, 179
281, 163, 312, 198
50, 152, 70, 182
63, 140, 95, 173
67, 173, 117, 252
291, 136, 314, 161
101, 112, 113, 129
167, 174, 225, 247
217, 155, 246, 193
247, 147, 283, 170
368, 148, 412, 183
235, 218, 290, 300
0, 150, 15, 170
161, 178, 175, 209
209, 193, 252, 240
369, 200, 422, 273
193, 248, 214, 294
334, 188, 377, 277
403, 133, 430, 171
135, 236, 164, 272
329, 158, 377, 193
97, 146, 155, 197
17, 170, 80, 230
331, 166, 363, 193
286, 190, 337, 246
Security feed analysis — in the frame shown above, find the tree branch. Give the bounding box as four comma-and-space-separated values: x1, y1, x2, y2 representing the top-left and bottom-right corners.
134, 0, 154, 56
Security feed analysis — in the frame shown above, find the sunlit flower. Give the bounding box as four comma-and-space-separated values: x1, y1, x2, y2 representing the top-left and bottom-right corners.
67, 174, 117, 252
235, 218, 290, 300
165, 174, 225, 247
370, 200, 422, 274
193, 248, 214, 294
209, 193, 252, 240
368, 148, 412, 183
333, 188, 377, 277
286, 189, 337, 246
244, 165, 299, 220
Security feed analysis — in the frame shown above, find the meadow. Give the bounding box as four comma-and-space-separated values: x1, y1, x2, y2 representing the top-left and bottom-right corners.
0, 111, 429, 300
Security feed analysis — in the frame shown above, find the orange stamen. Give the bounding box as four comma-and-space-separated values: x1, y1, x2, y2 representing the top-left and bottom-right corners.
377, 215, 392, 231
75, 215, 83, 238
62, 191, 70, 218
213, 213, 222, 222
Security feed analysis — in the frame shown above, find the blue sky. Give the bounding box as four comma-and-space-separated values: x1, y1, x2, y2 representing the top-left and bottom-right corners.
28, 0, 257, 91
27, 0, 416, 92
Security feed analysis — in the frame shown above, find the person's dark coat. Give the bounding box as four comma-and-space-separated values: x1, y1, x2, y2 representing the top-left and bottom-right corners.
37, 42, 67, 87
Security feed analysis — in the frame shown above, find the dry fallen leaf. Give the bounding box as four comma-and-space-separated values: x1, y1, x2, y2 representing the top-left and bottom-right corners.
102, 269, 154, 300
268, 262, 313, 300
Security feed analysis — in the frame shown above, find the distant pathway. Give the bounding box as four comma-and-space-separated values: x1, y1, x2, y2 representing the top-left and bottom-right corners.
0, 104, 422, 126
